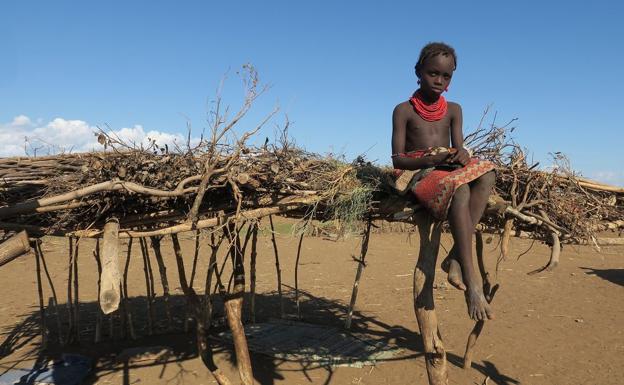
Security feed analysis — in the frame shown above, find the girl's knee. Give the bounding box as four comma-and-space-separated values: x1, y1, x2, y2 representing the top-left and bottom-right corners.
452, 184, 471, 206
477, 170, 496, 188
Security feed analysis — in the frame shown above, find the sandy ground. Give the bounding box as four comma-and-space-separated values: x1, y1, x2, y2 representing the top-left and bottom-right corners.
0, 223, 623, 385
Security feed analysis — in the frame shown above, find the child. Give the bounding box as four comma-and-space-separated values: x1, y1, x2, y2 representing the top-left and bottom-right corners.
391, 42, 495, 321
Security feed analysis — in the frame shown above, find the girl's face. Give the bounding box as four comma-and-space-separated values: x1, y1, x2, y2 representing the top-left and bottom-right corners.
417, 54, 455, 98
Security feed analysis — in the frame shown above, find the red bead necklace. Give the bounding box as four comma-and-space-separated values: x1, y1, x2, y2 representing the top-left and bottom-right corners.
409, 90, 448, 121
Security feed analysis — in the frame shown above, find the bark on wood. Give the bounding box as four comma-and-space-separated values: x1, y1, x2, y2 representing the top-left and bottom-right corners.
100, 219, 122, 314
0, 230, 31, 268
412, 215, 447, 385
345, 217, 372, 329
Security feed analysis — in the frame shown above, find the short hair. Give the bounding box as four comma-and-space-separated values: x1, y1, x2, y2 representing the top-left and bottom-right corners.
415, 42, 457, 76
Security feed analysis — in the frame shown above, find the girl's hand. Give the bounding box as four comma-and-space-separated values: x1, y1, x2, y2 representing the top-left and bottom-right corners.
448, 148, 471, 166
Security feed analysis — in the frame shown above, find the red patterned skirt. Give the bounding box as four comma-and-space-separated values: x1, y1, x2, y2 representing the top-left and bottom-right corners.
393, 149, 495, 220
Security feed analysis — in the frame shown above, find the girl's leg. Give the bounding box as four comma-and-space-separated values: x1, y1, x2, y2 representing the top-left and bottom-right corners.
443, 171, 496, 290
446, 175, 495, 320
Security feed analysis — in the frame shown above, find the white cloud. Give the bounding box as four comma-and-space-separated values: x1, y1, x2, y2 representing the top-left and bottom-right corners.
590, 171, 624, 188
0, 115, 188, 157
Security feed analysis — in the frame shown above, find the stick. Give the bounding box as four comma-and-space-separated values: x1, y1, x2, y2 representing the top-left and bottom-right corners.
34, 240, 47, 348
345, 217, 372, 329
122, 239, 136, 339
66, 237, 74, 344
269, 215, 284, 318
463, 231, 499, 369
73, 237, 80, 343
0, 230, 31, 268
35, 241, 63, 345
413, 215, 447, 385
249, 222, 259, 323
93, 239, 103, 343
139, 237, 154, 335
294, 232, 304, 320
150, 236, 173, 330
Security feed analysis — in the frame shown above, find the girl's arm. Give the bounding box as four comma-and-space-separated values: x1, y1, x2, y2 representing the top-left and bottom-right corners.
391, 104, 449, 170
448, 103, 470, 165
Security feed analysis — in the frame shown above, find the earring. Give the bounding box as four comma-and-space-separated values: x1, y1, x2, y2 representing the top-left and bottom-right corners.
417, 80, 421, 85
444, 86, 449, 92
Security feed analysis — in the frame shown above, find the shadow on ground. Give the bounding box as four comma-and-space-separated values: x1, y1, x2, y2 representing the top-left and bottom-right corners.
581, 267, 624, 287
0, 288, 519, 385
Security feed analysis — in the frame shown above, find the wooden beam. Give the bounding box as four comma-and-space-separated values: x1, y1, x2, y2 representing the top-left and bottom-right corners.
99, 219, 121, 314
0, 230, 31, 268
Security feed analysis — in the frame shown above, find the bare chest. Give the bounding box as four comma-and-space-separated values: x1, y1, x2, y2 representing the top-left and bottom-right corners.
404, 113, 452, 151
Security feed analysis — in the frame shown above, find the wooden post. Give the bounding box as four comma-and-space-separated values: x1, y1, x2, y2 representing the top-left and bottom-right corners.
171, 234, 232, 385
345, 217, 372, 329
0, 230, 31, 268
223, 223, 254, 385
413, 214, 447, 385
463, 231, 499, 369
294, 232, 304, 320
100, 219, 121, 314
150, 236, 173, 329
268, 216, 284, 319
34, 240, 47, 348
249, 223, 259, 323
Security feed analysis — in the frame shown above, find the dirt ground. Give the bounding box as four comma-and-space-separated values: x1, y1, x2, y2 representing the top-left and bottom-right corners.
1, 222, 623, 385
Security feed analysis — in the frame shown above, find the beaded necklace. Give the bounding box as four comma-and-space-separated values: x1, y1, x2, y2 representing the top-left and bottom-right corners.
409, 90, 448, 121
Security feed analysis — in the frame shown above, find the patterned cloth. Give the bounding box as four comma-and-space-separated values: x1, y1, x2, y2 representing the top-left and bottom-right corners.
393, 148, 495, 220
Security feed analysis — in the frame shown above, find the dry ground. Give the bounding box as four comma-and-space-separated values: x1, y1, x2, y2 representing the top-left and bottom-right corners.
0, 221, 623, 385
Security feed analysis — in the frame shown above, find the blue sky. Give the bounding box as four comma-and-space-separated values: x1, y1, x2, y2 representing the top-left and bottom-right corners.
1, 1, 623, 185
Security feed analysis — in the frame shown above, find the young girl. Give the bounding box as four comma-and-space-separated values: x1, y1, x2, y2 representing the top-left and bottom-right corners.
391, 42, 495, 321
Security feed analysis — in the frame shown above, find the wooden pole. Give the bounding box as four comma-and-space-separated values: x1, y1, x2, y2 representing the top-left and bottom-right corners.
66, 237, 74, 345
268, 215, 284, 318
463, 231, 499, 369
171, 234, 232, 385
0, 230, 31, 268
249, 223, 259, 324
413, 215, 447, 385
72, 238, 80, 343
139, 237, 155, 335
100, 219, 121, 314
121, 239, 136, 339
34, 240, 47, 348
294, 232, 304, 320
150, 236, 173, 330
345, 217, 372, 329
93, 239, 103, 343
223, 223, 254, 385
35, 241, 63, 345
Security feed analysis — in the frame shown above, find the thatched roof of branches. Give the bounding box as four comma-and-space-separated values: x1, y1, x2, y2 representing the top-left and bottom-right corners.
0, 68, 622, 247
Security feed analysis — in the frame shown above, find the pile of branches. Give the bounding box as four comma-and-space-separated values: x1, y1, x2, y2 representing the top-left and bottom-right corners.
0, 69, 622, 246
464, 111, 623, 250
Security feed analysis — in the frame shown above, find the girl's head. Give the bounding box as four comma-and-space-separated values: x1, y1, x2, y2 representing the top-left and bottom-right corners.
415, 42, 457, 77
415, 42, 457, 97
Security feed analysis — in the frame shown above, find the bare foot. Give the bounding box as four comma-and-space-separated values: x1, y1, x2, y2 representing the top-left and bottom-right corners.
441, 256, 466, 291
465, 287, 494, 321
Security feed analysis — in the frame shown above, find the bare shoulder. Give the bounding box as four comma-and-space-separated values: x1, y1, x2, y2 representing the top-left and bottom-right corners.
447, 101, 462, 114
393, 100, 412, 116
